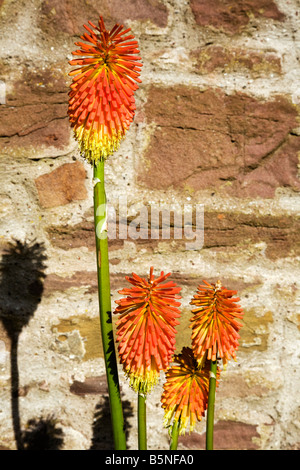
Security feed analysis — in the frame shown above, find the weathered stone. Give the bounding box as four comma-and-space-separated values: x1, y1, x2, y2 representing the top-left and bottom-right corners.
70, 375, 108, 396
46, 220, 95, 251
240, 309, 273, 352
217, 373, 270, 398
18, 385, 30, 397
108, 0, 168, 27
203, 212, 300, 260
44, 270, 162, 296
43, 270, 262, 317
44, 271, 98, 295
40, 0, 168, 36
165, 273, 262, 292
141, 86, 300, 198
51, 315, 105, 360
35, 161, 87, 208
214, 421, 260, 450
0, 67, 70, 155
190, 0, 285, 35
46, 209, 300, 260
192, 45, 282, 76
179, 421, 259, 450
38, 380, 50, 392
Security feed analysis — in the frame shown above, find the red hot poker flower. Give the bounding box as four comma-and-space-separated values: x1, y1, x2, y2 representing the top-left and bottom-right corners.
68, 16, 142, 163
114, 267, 182, 394
190, 280, 244, 367
161, 347, 219, 435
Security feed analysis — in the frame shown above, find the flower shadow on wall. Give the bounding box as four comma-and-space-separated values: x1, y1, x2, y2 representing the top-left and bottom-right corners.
21, 415, 64, 451
0, 240, 48, 450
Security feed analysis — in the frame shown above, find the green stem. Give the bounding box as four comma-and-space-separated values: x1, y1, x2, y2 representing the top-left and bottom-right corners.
170, 420, 180, 450
206, 359, 217, 450
138, 393, 147, 450
93, 160, 126, 450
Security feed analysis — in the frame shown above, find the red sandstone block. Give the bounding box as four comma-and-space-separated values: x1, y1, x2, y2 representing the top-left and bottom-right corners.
45, 210, 300, 260
35, 161, 87, 208
191, 45, 282, 76
141, 86, 300, 198
179, 420, 260, 450
40, 0, 168, 36
0, 67, 70, 153
190, 0, 285, 34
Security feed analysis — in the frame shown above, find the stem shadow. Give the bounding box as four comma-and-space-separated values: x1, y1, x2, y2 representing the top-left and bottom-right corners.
0, 239, 47, 450
90, 395, 134, 450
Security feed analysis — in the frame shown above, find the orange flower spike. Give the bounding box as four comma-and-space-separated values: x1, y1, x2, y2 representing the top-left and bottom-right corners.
161, 347, 220, 435
114, 267, 182, 394
190, 280, 244, 367
68, 16, 142, 164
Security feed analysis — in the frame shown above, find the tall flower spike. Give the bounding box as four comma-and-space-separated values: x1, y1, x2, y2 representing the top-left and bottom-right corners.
68, 16, 142, 163
190, 280, 244, 367
114, 267, 182, 395
161, 347, 219, 435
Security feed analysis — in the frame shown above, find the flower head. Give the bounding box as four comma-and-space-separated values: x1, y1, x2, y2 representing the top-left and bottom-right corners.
114, 267, 182, 394
161, 347, 219, 435
190, 280, 244, 367
68, 16, 142, 163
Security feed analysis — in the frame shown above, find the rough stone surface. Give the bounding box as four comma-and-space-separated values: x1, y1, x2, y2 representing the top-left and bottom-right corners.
70, 375, 108, 396
141, 86, 300, 198
179, 421, 260, 450
40, 0, 168, 36
0, 66, 70, 157
35, 161, 87, 208
192, 45, 282, 76
0, 0, 299, 452
190, 0, 285, 35
45, 210, 300, 260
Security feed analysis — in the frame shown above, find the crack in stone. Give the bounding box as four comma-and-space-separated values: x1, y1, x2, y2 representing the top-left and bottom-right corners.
4, 99, 68, 107
242, 132, 292, 175
0, 115, 68, 139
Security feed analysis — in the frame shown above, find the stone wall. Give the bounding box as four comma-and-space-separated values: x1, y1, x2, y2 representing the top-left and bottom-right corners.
0, 0, 299, 450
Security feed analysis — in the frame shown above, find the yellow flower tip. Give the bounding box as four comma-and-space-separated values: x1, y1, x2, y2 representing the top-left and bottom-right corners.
68, 16, 142, 164
74, 125, 123, 163
190, 280, 244, 367
161, 347, 219, 435
114, 267, 182, 394
126, 368, 159, 395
